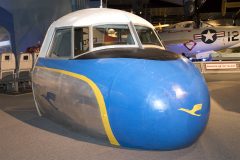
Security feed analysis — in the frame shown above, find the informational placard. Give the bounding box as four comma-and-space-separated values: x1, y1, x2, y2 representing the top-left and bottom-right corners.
205, 63, 237, 70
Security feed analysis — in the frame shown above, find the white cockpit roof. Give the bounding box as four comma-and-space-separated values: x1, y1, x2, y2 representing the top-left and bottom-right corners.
39, 8, 165, 58
53, 8, 153, 28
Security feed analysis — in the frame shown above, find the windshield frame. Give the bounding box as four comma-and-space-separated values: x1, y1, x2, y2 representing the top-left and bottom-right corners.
134, 25, 165, 50
53, 23, 166, 59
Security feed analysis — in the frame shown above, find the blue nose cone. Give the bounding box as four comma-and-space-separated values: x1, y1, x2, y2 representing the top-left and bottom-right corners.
108, 58, 210, 150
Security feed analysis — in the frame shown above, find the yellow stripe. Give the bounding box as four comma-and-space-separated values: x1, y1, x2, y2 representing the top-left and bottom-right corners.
35, 66, 120, 146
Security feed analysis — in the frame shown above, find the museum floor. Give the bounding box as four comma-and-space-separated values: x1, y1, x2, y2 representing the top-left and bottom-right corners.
0, 78, 239, 160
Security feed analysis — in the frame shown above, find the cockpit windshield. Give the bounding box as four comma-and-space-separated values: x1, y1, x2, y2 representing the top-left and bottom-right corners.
135, 25, 162, 47
93, 24, 135, 48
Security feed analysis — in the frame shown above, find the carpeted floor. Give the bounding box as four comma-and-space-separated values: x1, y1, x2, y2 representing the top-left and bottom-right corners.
0, 80, 239, 160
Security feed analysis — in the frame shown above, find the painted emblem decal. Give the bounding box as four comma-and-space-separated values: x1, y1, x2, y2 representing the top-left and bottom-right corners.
184, 40, 197, 51
194, 29, 225, 44
179, 104, 202, 117
42, 92, 58, 110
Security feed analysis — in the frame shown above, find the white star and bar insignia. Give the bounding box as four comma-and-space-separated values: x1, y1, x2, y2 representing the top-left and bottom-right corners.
194, 29, 225, 44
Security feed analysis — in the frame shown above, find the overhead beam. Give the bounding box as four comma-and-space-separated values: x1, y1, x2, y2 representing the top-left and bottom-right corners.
222, 0, 240, 16
226, 2, 240, 8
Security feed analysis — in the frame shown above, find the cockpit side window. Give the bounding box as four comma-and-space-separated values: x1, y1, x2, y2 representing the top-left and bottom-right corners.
74, 27, 89, 56
134, 25, 162, 47
48, 28, 71, 58
93, 24, 135, 48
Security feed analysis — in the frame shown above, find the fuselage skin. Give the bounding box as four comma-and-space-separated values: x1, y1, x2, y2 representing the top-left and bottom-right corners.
33, 48, 210, 150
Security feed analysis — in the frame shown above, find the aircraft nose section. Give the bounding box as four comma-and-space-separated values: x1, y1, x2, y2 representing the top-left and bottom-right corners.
108, 58, 210, 150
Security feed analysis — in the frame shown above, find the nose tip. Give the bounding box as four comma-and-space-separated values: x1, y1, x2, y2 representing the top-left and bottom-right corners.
107, 59, 210, 150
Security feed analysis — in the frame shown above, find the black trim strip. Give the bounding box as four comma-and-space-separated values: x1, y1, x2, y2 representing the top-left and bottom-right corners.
74, 47, 181, 60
